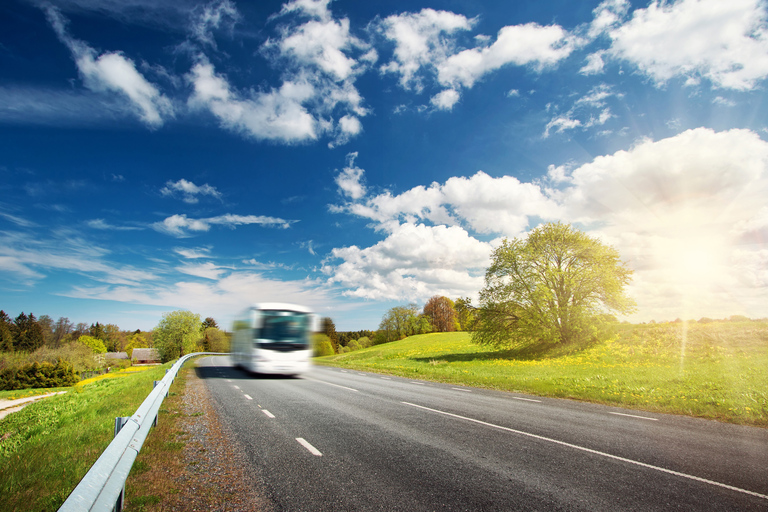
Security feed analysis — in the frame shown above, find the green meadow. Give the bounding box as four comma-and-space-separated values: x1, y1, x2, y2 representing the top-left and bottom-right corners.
316, 321, 768, 427
0, 363, 174, 512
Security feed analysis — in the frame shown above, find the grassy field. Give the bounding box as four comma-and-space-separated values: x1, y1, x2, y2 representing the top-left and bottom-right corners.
316, 321, 768, 427
0, 363, 174, 512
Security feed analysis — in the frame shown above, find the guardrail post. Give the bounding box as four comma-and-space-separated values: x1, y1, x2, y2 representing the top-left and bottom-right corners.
113, 417, 130, 512
152, 381, 163, 427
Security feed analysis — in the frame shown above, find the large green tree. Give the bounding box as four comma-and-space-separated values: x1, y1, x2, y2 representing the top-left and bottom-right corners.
153, 310, 202, 362
473, 222, 635, 348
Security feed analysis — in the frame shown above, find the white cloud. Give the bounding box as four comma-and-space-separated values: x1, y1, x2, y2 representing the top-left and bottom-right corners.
86, 219, 144, 231
544, 84, 618, 137
174, 247, 211, 259
587, 0, 630, 39
607, 0, 768, 90
153, 213, 295, 237
187, 59, 318, 142
0, 230, 158, 286
544, 115, 582, 138
323, 223, 491, 300
176, 261, 227, 280
334, 152, 366, 200
189, 0, 240, 48
437, 22, 578, 90
378, 9, 475, 93
580, 51, 606, 75
161, 178, 223, 203
430, 89, 460, 110
276, 17, 360, 82
45, 6, 173, 127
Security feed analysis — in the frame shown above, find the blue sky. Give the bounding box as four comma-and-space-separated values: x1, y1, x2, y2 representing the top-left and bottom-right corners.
2, 0, 768, 331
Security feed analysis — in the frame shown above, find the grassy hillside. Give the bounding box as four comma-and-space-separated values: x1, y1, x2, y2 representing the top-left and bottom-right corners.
315, 321, 768, 427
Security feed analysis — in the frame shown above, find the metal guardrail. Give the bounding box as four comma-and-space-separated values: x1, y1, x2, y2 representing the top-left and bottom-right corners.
57, 352, 225, 512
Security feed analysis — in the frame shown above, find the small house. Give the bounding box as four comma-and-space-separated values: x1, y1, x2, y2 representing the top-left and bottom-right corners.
131, 348, 161, 365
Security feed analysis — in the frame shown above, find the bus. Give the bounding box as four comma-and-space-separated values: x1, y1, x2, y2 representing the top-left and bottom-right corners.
231, 303, 315, 376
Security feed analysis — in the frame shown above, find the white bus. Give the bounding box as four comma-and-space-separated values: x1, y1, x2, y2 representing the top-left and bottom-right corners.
231, 303, 315, 376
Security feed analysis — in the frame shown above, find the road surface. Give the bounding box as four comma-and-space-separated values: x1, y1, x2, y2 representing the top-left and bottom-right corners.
197, 356, 768, 511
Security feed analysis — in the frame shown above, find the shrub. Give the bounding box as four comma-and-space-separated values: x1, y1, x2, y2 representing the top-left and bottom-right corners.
313, 334, 335, 356
0, 360, 78, 390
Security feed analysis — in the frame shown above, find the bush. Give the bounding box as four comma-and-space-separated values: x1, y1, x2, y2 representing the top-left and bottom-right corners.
313, 334, 335, 356
0, 360, 78, 390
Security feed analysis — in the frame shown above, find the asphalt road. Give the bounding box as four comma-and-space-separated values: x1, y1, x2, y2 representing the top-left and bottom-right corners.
197, 356, 768, 511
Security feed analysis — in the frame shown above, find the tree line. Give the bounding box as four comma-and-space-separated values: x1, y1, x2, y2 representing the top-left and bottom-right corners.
0, 308, 229, 389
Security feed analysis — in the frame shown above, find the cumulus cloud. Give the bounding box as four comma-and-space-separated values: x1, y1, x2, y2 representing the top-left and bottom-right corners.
45, 6, 173, 127
606, 0, 768, 90
161, 178, 223, 203
187, 58, 319, 143
437, 22, 578, 90
323, 223, 491, 300
378, 9, 475, 93
430, 89, 460, 110
334, 152, 366, 200
153, 213, 295, 237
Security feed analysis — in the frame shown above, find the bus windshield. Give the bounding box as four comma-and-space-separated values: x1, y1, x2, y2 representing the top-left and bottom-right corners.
258, 311, 309, 344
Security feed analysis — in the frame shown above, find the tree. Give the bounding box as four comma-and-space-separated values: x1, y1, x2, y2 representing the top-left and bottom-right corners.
12, 312, 45, 352
125, 332, 148, 358
202, 317, 219, 330
375, 304, 422, 344
423, 296, 457, 332
0, 311, 14, 352
203, 327, 229, 352
89, 322, 106, 341
322, 317, 339, 353
102, 324, 124, 352
454, 297, 477, 331
37, 315, 55, 346
153, 310, 202, 362
77, 334, 107, 354
473, 222, 636, 348
51, 317, 73, 347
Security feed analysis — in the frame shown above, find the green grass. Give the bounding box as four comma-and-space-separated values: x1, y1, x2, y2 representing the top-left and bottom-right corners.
0, 362, 174, 512
315, 321, 768, 427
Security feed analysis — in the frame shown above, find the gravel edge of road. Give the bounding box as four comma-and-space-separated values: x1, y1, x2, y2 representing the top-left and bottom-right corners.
126, 361, 273, 511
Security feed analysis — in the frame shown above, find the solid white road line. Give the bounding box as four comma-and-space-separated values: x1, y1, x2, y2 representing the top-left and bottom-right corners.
262, 410, 275, 419
244, 394, 253, 400
296, 438, 322, 456
609, 412, 658, 421
304, 377, 359, 392
401, 401, 768, 501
